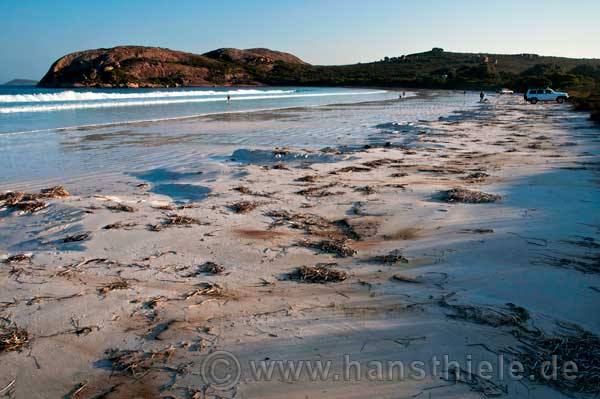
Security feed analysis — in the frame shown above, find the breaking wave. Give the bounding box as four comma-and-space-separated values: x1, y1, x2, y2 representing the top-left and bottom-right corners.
0, 89, 297, 103
0, 91, 385, 113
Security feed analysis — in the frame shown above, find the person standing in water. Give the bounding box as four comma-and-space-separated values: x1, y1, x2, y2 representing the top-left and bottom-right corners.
227, 94, 231, 103
479, 91, 485, 102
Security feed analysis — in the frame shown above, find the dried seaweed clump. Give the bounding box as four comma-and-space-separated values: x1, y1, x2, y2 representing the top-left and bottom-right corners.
0, 186, 69, 214
98, 279, 129, 296
371, 250, 409, 265
301, 238, 356, 257
104, 347, 174, 378
229, 201, 261, 214
330, 166, 372, 174
266, 210, 332, 233
289, 264, 347, 283
514, 324, 600, 394
3, 253, 32, 264
185, 282, 224, 299
441, 188, 501, 204
442, 301, 529, 327
199, 261, 225, 275
0, 319, 29, 353
38, 186, 70, 198
296, 183, 343, 198
296, 175, 322, 183
103, 222, 137, 230
63, 232, 91, 243
9, 200, 47, 214
106, 203, 137, 213
150, 214, 204, 231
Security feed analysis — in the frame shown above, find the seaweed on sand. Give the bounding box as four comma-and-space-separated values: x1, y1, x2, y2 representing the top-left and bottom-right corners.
98, 279, 129, 296
330, 166, 371, 174
0, 319, 29, 353
228, 201, 261, 214
370, 249, 409, 265
513, 323, 600, 394
63, 232, 91, 243
103, 221, 137, 230
198, 262, 225, 275
3, 254, 32, 264
296, 183, 343, 198
301, 238, 356, 257
9, 200, 46, 213
288, 264, 347, 283
149, 214, 205, 231
266, 210, 332, 233
106, 203, 137, 213
441, 301, 529, 327
440, 188, 502, 204
296, 175, 322, 183
104, 347, 175, 378
232, 186, 271, 197
355, 185, 377, 195
184, 282, 224, 299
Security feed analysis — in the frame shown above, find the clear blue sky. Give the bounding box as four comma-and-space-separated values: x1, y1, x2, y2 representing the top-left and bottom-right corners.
1, 0, 599, 82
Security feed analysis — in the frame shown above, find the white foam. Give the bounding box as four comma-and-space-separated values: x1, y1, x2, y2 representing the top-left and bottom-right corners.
0, 91, 386, 114
0, 89, 296, 103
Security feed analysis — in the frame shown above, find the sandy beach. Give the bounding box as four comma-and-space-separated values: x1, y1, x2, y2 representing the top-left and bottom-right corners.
1, 93, 599, 398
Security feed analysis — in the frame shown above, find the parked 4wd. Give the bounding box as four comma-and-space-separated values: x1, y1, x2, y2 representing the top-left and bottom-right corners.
524, 88, 569, 104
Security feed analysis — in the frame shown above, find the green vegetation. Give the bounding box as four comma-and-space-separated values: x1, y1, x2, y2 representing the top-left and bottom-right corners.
262, 49, 600, 122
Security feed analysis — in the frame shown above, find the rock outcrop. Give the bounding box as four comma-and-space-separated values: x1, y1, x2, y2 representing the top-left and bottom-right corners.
37, 46, 309, 88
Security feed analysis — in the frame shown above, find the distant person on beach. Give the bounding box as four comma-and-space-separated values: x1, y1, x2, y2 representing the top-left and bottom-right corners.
480, 91, 484, 101
402, 91, 406, 98
227, 94, 231, 103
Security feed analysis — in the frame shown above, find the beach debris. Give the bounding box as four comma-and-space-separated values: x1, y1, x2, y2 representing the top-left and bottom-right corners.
102, 221, 137, 230
440, 188, 502, 204
464, 171, 490, 181
330, 166, 371, 174
98, 279, 129, 296
0, 319, 29, 353
441, 301, 529, 327
63, 232, 91, 243
355, 185, 377, 195
228, 201, 261, 214
371, 249, 409, 264
0, 191, 25, 205
266, 210, 332, 233
296, 183, 343, 198
232, 186, 271, 197
198, 262, 225, 275
361, 159, 395, 168
136, 183, 151, 189
301, 238, 356, 257
150, 214, 205, 231
39, 186, 70, 198
391, 274, 419, 283
106, 203, 137, 213
513, 323, 600, 394
104, 346, 175, 378
185, 282, 224, 299
288, 264, 347, 283
3, 253, 32, 264
9, 200, 47, 213
296, 175, 322, 183
272, 162, 289, 170
1, 186, 69, 206
459, 228, 494, 234
390, 172, 408, 178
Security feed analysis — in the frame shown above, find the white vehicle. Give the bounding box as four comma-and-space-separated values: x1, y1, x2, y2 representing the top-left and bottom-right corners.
524, 88, 569, 104
497, 88, 514, 94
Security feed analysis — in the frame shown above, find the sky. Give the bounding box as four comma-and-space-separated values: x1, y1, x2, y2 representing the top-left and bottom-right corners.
1, 0, 599, 82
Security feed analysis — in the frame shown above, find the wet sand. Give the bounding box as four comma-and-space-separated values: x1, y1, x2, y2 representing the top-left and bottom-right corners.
1, 95, 599, 398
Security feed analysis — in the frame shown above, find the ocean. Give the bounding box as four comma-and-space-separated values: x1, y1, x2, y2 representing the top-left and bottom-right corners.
0, 86, 479, 188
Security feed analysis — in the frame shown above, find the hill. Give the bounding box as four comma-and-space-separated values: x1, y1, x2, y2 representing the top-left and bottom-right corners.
3, 78, 39, 86
37, 46, 308, 88
38, 46, 600, 96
